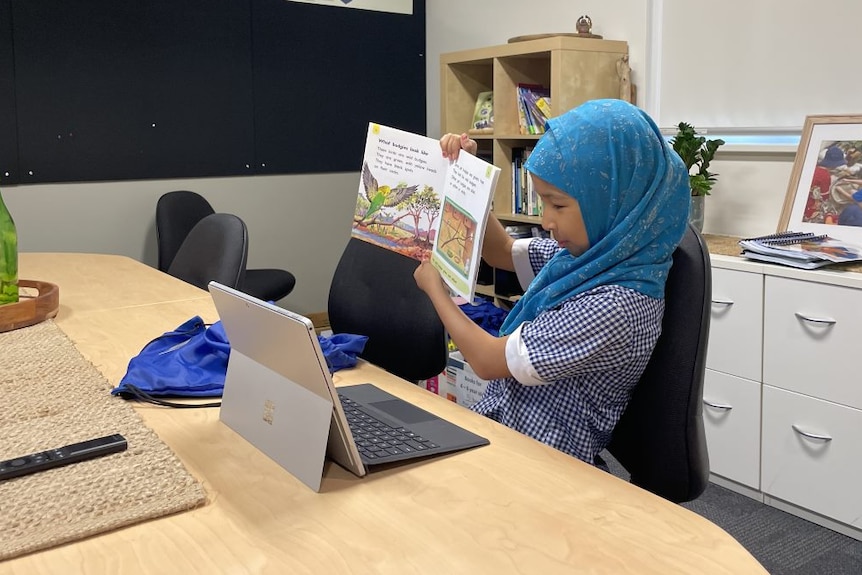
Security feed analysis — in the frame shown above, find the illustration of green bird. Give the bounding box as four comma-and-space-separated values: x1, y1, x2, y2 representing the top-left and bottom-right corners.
356, 162, 418, 225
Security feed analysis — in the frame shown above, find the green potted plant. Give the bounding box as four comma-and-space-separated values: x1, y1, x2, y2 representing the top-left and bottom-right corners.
671, 122, 725, 196
670, 122, 725, 231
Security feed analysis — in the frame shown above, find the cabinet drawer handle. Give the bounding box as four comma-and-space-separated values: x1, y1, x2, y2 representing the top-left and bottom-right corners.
711, 298, 734, 306
794, 312, 836, 325
702, 399, 733, 410
791, 424, 833, 442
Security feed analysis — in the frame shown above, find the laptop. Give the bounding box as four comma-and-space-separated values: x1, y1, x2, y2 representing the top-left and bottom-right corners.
208, 281, 489, 491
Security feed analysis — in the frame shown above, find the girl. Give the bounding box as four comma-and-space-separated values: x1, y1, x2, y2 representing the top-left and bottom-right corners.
414, 99, 690, 467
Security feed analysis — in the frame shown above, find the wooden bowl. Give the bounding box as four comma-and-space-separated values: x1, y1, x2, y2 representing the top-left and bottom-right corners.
0, 280, 60, 333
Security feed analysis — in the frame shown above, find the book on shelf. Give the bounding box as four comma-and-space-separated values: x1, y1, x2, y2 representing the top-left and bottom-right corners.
738, 231, 862, 269
511, 147, 542, 216
351, 122, 501, 301
468, 91, 494, 134
516, 84, 551, 135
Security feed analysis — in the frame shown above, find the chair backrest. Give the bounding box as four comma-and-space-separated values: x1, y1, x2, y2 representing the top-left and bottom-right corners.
156, 190, 216, 272
606, 224, 712, 503
327, 237, 448, 382
167, 213, 248, 291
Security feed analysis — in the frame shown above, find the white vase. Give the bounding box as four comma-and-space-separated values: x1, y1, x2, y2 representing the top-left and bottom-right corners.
689, 195, 705, 232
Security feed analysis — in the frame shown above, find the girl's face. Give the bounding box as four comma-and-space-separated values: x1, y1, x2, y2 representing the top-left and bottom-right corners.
533, 174, 590, 256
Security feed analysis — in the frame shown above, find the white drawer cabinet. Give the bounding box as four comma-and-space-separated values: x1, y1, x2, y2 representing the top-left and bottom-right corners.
763, 275, 862, 410
704, 259, 764, 490
706, 255, 862, 539
761, 385, 862, 530
703, 370, 761, 489
707, 267, 763, 382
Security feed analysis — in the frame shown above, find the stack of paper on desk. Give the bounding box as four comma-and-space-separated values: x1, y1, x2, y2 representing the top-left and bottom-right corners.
739, 232, 862, 269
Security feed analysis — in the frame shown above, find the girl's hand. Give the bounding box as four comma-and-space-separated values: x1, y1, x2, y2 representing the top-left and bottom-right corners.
414, 259, 446, 296
440, 133, 478, 160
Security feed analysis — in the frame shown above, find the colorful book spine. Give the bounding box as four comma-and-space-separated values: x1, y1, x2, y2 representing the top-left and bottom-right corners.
516, 84, 550, 135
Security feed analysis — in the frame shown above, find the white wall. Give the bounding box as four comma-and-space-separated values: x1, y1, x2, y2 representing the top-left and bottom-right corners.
704, 154, 795, 237
4, 173, 358, 315
425, 1, 648, 139
656, 0, 861, 130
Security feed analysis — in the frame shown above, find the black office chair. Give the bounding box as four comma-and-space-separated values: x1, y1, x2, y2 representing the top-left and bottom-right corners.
156, 190, 215, 273
327, 237, 448, 382
156, 190, 296, 301
167, 213, 249, 291
606, 224, 712, 503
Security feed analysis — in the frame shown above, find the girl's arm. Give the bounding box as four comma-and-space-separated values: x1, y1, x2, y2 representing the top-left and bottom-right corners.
481, 214, 515, 272
414, 261, 512, 381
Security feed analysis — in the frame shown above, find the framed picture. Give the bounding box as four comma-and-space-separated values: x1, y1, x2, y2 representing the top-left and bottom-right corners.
779, 114, 862, 244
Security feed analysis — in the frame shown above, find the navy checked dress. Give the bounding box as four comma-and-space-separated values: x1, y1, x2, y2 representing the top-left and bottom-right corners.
470, 238, 664, 466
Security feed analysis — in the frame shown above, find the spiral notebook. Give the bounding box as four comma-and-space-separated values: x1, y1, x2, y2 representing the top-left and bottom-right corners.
739, 231, 862, 269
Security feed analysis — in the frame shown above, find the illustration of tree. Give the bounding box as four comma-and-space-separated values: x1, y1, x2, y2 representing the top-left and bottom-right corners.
403, 185, 440, 242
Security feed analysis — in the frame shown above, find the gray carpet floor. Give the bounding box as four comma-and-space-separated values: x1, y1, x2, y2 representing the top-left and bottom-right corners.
603, 453, 862, 574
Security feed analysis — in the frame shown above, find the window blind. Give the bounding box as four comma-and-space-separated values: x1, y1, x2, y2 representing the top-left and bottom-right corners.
652, 0, 860, 132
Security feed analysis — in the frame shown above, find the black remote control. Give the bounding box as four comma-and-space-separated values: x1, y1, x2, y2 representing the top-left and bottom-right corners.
0, 434, 128, 481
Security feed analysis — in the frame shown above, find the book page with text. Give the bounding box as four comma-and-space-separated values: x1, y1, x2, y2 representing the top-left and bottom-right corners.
430, 151, 500, 301
351, 123, 447, 260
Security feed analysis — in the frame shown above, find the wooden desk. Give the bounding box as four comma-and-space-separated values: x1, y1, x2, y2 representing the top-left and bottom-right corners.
6, 253, 767, 574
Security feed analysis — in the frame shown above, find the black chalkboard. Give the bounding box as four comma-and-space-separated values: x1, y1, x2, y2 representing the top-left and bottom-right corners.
0, 0, 17, 185
1, 0, 425, 184
251, 0, 426, 174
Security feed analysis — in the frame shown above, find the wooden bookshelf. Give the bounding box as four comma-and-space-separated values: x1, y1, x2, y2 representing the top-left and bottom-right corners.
440, 36, 629, 303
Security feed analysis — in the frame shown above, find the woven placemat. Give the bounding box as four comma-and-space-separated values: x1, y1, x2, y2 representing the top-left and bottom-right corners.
0, 320, 207, 561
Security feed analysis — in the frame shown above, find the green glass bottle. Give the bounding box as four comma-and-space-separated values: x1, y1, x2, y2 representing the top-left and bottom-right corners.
0, 189, 19, 305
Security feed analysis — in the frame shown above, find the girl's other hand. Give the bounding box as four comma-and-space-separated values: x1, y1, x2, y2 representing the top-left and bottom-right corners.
414, 259, 446, 296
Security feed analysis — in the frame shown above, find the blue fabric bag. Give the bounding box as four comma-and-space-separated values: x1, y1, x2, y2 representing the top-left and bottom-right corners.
113, 315, 369, 408
459, 298, 509, 337
318, 332, 369, 372
112, 316, 229, 404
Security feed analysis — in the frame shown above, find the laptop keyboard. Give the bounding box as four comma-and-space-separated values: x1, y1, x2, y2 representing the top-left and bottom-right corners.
338, 394, 439, 461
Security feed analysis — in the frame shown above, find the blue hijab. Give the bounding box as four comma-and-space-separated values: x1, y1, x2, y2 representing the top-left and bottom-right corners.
499, 99, 690, 336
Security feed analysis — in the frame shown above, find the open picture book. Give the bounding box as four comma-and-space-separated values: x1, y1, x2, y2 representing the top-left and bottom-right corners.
351, 122, 501, 301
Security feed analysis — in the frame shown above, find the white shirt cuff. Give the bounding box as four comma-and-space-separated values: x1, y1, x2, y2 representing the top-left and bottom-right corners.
511, 238, 535, 291
505, 323, 546, 386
